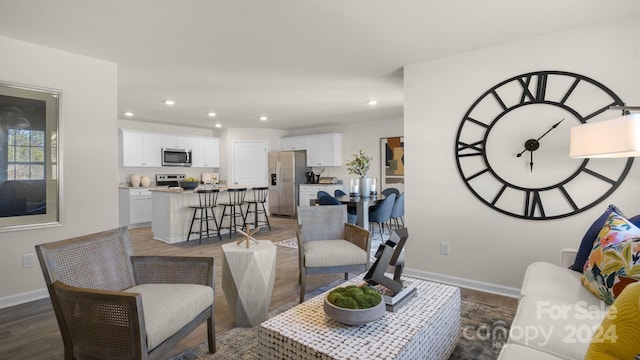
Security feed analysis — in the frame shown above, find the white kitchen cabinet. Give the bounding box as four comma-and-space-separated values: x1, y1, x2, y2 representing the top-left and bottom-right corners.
281, 133, 342, 166
119, 188, 153, 227
305, 133, 343, 167
281, 136, 308, 151
191, 137, 220, 168
162, 135, 192, 150
298, 184, 345, 206
120, 129, 162, 167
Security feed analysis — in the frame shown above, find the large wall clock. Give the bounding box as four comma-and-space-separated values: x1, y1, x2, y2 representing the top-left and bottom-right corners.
455, 70, 633, 220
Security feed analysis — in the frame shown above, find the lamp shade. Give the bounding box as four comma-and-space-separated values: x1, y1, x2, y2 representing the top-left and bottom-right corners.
569, 114, 640, 158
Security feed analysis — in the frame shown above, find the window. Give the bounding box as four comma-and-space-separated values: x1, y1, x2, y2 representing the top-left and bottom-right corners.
0, 81, 59, 230
7, 128, 45, 180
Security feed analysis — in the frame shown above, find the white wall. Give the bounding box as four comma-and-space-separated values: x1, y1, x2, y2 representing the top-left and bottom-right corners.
288, 117, 404, 192
404, 20, 640, 296
0, 36, 118, 306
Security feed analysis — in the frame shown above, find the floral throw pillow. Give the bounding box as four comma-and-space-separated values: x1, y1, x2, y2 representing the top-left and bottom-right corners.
581, 212, 640, 305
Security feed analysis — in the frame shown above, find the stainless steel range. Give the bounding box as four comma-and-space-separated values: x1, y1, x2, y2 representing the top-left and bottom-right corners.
156, 174, 186, 187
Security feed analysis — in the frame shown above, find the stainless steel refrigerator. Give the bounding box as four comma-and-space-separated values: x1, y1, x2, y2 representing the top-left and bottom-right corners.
269, 151, 307, 217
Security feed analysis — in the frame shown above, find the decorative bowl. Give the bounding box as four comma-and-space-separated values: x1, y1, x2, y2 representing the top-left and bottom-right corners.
323, 295, 385, 325
179, 181, 200, 190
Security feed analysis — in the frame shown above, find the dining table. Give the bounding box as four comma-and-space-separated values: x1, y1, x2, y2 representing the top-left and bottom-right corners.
334, 193, 386, 230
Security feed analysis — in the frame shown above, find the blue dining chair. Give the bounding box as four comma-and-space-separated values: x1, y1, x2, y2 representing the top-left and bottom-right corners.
390, 192, 405, 228
318, 195, 357, 224
334, 189, 347, 197
317, 190, 331, 199
368, 193, 396, 240
381, 188, 399, 199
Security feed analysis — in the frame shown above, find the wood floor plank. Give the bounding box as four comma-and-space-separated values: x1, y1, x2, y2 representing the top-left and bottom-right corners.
0, 216, 517, 358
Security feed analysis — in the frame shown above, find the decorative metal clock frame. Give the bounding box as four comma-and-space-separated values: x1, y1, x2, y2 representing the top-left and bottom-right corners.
455, 70, 633, 220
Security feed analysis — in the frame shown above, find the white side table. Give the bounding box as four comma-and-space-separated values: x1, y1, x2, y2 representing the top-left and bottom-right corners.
222, 240, 277, 327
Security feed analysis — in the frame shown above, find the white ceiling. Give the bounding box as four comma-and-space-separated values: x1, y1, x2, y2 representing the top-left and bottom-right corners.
1, 0, 639, 130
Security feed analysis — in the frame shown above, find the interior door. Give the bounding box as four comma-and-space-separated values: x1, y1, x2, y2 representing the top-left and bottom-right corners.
232, 140, 268, 187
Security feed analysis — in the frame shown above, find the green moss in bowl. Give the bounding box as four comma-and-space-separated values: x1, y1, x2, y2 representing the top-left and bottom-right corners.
327, 285, 382, 309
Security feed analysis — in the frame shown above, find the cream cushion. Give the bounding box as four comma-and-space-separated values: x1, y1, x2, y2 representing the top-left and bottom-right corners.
498, 344, 565, 360
304, 239, 367, 267
521, 261, 603, 305
125, 283, 213, 350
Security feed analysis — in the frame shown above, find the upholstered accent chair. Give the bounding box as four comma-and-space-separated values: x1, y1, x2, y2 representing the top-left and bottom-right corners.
296, 205, 370, 303
35, 227, 215, 360
317, 195, 357, 224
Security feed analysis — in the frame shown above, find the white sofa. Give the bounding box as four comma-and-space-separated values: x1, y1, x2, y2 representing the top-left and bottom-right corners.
498, 249, 609, 359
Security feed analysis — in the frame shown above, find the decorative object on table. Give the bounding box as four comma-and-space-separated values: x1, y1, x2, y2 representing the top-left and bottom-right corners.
380, 136, 404, 190
349, 178, 359, 196
179, 177, 200, 190
323, 284, 385, 325
455, 70, 632, 220
140, 175, 151, 187
130, 174, 141, 187
345, 149, 374, 198
370, 177, 377, 195
235, 226, 259, 249
364, 228, 416, 311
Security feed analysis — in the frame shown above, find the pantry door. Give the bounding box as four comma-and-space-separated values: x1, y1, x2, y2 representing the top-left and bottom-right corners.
232, 140, 268, 186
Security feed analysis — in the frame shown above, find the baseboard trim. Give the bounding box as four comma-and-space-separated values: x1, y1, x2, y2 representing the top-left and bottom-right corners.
0, 288, 48, 309
404, 267, 521, 299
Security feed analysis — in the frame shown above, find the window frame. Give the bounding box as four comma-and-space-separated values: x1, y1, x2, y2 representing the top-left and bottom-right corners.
0, 81, 61, 231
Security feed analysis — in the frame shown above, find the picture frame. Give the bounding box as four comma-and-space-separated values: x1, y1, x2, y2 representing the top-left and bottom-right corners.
0, 81, 60, 230
380, 136, 404, 189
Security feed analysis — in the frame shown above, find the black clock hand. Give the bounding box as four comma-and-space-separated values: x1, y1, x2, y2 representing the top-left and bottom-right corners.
535, 118, 565, 142
529, 150, 533, 172
516, 118, 564, 157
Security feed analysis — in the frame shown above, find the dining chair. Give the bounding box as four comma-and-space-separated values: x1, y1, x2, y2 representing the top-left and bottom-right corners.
316, 190, 331, 199
368, 193, 396, 240
334, 189, 347, 197
296, 205, 370, 303
381, 188, 400, 198
390, 192, 405, 228
318, 195, 357, 224
35, 227, 216, 360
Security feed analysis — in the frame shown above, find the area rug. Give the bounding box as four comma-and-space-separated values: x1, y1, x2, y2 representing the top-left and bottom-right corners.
169, 283, 516, 360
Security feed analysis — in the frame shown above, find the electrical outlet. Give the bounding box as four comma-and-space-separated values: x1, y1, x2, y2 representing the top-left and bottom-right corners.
22, 253, 36, 268
440, 242, 450, 256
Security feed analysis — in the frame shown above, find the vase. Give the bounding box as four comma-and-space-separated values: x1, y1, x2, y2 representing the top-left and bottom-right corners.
130, 174, 141, 187
349, 178, 360, 195
140, 176, 151, 187
359, 177, 372, 198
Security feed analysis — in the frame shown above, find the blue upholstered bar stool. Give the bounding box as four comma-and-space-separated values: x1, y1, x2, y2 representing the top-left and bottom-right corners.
218, 188, 247, 238
243, 186, 271, 231
187, 189, 221, 244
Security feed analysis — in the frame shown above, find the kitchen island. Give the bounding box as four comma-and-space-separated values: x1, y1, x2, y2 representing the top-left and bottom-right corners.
151, 187, 230, 244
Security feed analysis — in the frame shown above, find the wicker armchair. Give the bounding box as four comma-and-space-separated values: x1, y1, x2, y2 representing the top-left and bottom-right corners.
296, 205, 370, 303
35, 227, 215, 360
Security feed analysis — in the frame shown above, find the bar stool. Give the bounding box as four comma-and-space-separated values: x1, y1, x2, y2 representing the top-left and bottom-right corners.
219, 188, 247, 238
243, 186, 271, 231
187, 189, 221, 244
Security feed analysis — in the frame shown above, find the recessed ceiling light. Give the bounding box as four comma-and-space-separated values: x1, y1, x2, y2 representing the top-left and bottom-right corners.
215, 123, 222, 128
207, 112, 216, 117
124, 112, 134, 117
367, 99, 378, 106
259, 116, 268, 121
164, 100, 176, 106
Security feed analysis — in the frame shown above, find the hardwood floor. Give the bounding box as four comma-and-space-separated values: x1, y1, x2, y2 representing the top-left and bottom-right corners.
0, 216, 517, 359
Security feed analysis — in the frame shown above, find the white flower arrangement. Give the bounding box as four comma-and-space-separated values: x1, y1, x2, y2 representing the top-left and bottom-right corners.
345, 149, 373, 178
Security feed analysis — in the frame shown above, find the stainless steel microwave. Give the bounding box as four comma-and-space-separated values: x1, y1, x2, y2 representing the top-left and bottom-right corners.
162, 148, 192, 167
